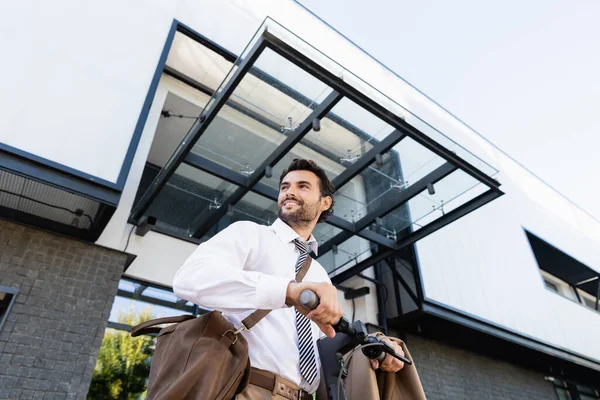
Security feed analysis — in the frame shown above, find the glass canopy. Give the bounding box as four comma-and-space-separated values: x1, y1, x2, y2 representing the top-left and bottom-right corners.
131, 18, 503, 282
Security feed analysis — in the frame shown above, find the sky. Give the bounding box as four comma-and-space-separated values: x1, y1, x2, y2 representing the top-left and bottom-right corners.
296, 0, 600, 221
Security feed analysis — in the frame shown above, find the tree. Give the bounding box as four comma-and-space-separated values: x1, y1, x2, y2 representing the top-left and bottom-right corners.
88, 308, 155, 400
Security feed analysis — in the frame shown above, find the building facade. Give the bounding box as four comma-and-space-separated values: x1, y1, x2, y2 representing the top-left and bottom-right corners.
0, 1, 599, 399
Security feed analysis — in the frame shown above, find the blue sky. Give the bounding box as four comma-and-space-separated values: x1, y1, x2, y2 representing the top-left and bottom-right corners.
297, 0, 600, 220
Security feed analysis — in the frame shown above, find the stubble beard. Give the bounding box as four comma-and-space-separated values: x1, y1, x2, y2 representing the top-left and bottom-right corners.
278, 199, 321, 229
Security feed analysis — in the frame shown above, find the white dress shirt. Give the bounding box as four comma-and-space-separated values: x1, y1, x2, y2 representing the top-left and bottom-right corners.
172, 218, 330, 393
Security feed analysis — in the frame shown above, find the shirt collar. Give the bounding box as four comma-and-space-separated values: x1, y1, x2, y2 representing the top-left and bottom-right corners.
271, 218, 319, 256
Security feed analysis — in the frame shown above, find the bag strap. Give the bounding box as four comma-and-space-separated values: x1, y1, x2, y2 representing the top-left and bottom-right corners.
241, 256, 312, 331
130, 314, 196, 337
130, 256, 313, 336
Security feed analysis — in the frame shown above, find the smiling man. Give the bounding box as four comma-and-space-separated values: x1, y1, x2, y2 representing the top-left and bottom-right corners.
173, 159, 405, 400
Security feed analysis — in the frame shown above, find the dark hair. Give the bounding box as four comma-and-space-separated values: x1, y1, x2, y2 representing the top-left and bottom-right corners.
279, 159, 335, 223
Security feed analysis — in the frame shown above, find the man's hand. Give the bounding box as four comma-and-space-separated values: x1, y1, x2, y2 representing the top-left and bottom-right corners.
370, 337, 405, 373
286, 281, 343, 338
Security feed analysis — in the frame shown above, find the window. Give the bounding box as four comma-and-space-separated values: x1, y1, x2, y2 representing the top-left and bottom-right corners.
544, 279, 559, 293
551, 378, 600, 400
526, 230, 600, 312
0, 287, 18, 332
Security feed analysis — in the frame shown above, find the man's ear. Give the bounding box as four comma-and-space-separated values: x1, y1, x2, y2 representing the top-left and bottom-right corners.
321, 196, 332, 213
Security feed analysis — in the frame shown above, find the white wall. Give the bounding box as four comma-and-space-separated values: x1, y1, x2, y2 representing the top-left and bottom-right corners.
415, 149, 600, 362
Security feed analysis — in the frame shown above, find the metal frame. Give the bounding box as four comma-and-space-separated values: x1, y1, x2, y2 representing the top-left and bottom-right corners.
178, 153, 401, 249
116, 276, 209, 315
384, 258, 420, 306
331, 189, 502, 284
130, 36, 270, 221
330, 129, 406, 189
130, 22, 503, 286
190, 90, 343, 238
320, 162, 457, 254
597, 280, 600, 311
0, 286, 18, 332
353, 162, 456, 232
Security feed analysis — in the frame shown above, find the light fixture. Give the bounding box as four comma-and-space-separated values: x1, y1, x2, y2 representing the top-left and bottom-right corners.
427, 183, 435, 195
135, 216, 157, 237
312, 118, 321, 132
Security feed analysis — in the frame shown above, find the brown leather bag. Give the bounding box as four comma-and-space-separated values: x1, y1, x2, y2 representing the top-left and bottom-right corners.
130, 257, 313, 400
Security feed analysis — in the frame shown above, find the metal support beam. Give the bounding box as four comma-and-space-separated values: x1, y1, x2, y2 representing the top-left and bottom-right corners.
373, 263, 389, 335
133, 285, 147, 298
117, 289, 195, 313
332, 247, 395, 284
596, 279, 599, 311
107, 321, 136, 333
249, 175, 401, 250
261, 32, 501, 191
184, 153, 249, 187
573, 285, 583, 304
130, 37, 268, 221
354, 162, 456, 232
191, 91, 343, 238
324, 214, 355, 233
331, 189, 502, 284
384, 258, 419, 306
319, 230, 353, 256
331, 130, 407, 189
390, 259, 403, 317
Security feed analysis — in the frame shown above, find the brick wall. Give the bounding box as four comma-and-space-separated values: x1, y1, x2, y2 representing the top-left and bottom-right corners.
0, 220, 127, 400
405, 334, 557, 400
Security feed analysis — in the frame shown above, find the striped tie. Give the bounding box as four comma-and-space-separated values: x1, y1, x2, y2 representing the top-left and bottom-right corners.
293, 238, 318, 385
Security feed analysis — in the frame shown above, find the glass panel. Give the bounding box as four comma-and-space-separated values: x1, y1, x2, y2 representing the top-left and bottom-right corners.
206, 191, 279, 238
143, 164, 238, 237
554, 388, 571, 400
379, 170, 482, 237
318, 236, 372, 275
313, 223, 343, 245
117, 280, 136, 292
143, 287, 179, 303
157, 22, 265, 177
263, 18, 498, 177
332, 139, 446, 224
150, 92, 209, 168
261, 98, 396, 190
545, 280, 559, 293
204, 192, 341, 248
259, 140, 343, 191
109, 296, 192, 323
329, 136, 449, 225
190, 47, 332, 175
393, 137, 446, 185
166, 31, 234, 93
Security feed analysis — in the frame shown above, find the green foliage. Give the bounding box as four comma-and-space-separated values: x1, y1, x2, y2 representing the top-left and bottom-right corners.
87, 307, 155, 400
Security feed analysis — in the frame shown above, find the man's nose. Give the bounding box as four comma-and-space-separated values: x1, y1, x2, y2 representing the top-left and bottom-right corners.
286, 185, 299, 197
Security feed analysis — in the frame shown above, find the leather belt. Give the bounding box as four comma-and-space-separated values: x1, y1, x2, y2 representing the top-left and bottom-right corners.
248, 368, 312, 400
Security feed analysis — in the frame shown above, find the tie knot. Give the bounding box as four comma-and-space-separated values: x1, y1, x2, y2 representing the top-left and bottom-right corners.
293, 238, 309, 255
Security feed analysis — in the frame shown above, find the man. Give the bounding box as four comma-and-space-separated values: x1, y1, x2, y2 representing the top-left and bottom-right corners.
173, 159, 405, 399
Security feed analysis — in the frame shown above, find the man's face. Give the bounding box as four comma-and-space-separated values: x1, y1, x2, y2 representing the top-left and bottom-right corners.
278, 170, 330, 226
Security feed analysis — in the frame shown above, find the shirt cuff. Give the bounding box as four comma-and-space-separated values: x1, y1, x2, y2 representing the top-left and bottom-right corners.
256, 274, 292, 309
